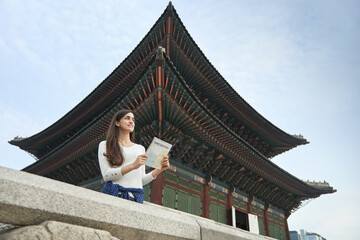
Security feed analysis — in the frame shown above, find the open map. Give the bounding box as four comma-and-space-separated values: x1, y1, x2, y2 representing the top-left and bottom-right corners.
145, 137, 172, 170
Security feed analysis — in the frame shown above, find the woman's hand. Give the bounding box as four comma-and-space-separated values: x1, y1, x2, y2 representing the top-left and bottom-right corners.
160, 155, 170, 172
152, 155, 170, 178
121, 154, 147, 176
132, 154, 148, 169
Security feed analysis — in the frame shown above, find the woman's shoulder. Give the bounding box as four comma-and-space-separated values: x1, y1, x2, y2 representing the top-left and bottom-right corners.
128, 143, 145, 153
99, 141, 145, 152
135, 143, 145, 150
99, 140, 106, 149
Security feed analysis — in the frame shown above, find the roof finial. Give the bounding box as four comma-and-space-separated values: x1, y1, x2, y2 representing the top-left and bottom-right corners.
167, 1, 173, 10
155, 46, 166, 66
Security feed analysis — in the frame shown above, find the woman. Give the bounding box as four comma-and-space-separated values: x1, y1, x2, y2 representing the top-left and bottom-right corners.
98, 109, 169, 203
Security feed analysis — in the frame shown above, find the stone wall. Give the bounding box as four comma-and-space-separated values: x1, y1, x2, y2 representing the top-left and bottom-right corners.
0, 221, 119, 240
0, 166, 275, 240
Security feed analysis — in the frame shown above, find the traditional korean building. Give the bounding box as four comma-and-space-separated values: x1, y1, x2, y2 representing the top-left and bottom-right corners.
9, 3, 335, 240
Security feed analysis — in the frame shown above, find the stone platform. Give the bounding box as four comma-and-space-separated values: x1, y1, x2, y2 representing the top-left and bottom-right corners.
0, 166, 275, 240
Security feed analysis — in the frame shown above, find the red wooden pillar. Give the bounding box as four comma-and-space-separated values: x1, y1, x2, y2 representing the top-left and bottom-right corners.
152, 12, 167, 207
150, 171, 164, 205
247, 196, 253, 214
264, 205, 270, 236
227, 193, 233, 225
202, 184, 210, 218
155, 56, 164, 133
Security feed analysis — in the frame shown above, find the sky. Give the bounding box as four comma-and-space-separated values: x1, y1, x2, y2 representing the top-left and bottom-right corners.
0, 0, 359, 239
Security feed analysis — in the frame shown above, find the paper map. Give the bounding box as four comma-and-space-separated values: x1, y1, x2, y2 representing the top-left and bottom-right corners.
145, 137, 172, 170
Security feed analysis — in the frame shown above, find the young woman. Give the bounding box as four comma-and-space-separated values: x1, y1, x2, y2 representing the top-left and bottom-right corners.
98, 109, 169, 203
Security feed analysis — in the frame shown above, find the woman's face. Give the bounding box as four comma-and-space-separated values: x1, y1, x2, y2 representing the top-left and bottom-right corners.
116, 112, 135, 132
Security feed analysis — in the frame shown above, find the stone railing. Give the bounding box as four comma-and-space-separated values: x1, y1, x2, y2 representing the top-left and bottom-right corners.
0, 166, 275, 240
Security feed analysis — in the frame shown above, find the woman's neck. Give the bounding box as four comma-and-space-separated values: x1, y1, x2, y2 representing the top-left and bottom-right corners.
117, 132, 132, 146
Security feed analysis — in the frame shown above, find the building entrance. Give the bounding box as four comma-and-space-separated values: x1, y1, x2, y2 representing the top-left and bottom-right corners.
235, 210, 248, 231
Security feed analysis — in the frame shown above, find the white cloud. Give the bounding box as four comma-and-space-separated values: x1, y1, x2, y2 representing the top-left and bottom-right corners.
0, 1, 359, 238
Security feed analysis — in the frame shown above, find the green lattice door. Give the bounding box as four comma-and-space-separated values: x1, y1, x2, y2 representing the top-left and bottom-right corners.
258, 218, 265, 236
143, 183, 151, 202
162, 184, 202, 216
209, 201, 227, 224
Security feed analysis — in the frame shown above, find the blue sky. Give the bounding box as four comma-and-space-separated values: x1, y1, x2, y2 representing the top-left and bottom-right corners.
1, 0, 359, 239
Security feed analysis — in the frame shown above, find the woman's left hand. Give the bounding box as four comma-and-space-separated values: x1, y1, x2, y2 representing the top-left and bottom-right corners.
151, 155, 170, 178
160, 156, 170, 172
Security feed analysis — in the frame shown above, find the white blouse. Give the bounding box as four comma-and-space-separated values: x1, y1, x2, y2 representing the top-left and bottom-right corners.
98, 141, 155, 189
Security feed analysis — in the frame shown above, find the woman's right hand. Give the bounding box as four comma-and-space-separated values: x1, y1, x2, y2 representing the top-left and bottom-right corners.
132, 154, 148, 169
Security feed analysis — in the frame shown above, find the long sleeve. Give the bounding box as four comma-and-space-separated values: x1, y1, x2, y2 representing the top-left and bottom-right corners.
98, 141, 123, 182
142, 165, 155, 186
99, 141, 156, 189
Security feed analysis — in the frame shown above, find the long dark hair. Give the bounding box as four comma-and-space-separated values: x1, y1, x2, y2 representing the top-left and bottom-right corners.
105, 109, 135, 166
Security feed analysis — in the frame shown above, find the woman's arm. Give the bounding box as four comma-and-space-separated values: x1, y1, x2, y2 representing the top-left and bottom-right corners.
141, 156, 170, 185
99, 142, 149, 181
121, 154, 147, 176
98, 141, 123, 182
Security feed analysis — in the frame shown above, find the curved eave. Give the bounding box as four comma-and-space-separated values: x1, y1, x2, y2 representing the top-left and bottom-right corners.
169, 6, 307, 150
21, 48, 334, 201
301, 182, 337, 197
22, 54, 158, 174
164, 55, 332, 198
8, 7, 172, 153
9, 3, 307, 157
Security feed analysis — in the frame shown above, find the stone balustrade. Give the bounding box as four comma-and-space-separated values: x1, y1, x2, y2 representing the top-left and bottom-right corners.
0, 166, 275, 240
